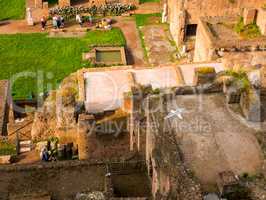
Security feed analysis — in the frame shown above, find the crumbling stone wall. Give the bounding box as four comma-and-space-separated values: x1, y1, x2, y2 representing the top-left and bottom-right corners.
77, 112, 131, 161
31, 73, 79, 141
167, 0, 266, 45
129, 86, 147, 157
144, 93, 203, 200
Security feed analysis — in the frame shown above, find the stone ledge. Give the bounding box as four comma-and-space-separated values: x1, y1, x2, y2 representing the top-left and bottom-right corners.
0, 159, 145, 172
0, 155, 12, 164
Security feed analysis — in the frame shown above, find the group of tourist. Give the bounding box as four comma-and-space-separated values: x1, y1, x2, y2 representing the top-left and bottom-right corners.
75, 14, 93, 27
40, 15, 65, 30
52, 15, 65, 29
40, 14, 95, 31
40, 139, 58, 162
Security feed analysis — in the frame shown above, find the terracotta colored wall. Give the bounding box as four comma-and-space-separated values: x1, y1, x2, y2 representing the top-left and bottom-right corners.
257, 8, 266, 35
168, 0, 266, 45
184, 0, 266, 24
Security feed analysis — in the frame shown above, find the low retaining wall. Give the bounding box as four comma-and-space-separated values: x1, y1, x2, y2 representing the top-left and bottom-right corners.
0, 160, 146, 200
0, 160, 106, 200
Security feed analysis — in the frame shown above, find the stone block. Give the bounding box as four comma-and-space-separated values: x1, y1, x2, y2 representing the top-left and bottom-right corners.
243, 8, 257, 25
240, 89, 263, 122
193, 67, 216, 85
0, 155, 11, 164
256, 8, 266, 35
82, 52, 95, 61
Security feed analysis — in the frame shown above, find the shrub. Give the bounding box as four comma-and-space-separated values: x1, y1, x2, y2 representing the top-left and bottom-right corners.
234, 17, 245, 33
0, 141, 16, 156
196, 67, 215, 74
219, 68, 251, 93
49, 4, 136, 20
243, 23, 261, 39
234, 17, 261, 39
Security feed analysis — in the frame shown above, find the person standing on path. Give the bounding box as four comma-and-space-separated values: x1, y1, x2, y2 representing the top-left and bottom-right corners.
56, 15, 61, 29
52, 15, 57, 29
40, 16, 47, 31
76, 14, 83, 27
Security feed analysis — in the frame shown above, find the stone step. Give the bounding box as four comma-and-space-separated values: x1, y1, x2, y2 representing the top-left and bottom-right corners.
19, 147, 32, 153
19, 140, 31, 145
19, 140, 32, 153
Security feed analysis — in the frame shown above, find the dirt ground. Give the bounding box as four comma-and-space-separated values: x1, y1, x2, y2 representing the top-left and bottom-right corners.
114, 16, 147, 67
112, 173, 151, 197
16, 150, 40, 164
0, 163, 106, 200
134, 2, 161, 14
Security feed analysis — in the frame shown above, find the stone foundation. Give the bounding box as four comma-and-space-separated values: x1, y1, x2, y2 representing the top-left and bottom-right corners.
167, 0, 266, 46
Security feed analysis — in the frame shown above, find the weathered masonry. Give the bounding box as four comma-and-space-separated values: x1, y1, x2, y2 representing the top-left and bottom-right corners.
166, 0, 266, 46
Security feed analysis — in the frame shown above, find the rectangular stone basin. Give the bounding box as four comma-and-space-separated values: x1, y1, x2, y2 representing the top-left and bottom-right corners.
93, 47, 127, 65
96, 50, 122, 63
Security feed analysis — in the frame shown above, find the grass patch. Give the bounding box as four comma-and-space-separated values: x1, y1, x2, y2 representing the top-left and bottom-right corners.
0, 0, 25, 21
0, 141, 16, 156
0, 28, 126, 99
135, 13, 161, 27
234, 17, 261, 39
85, 29, 126, 47
139, 0, 160, 4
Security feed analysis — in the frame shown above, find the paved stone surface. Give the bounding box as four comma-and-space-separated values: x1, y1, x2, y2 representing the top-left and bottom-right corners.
84, 70, 132, 113
134, 66, 181, 88
165, 94, 263, 189
83, 66, 182, 113
0, 20, 43, 34
141, 25, 176, 66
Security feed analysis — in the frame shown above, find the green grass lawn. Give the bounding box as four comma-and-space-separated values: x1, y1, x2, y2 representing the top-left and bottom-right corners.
0, 28, 126, 99
0, 0, 25, 21
135, 13, 161, 27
